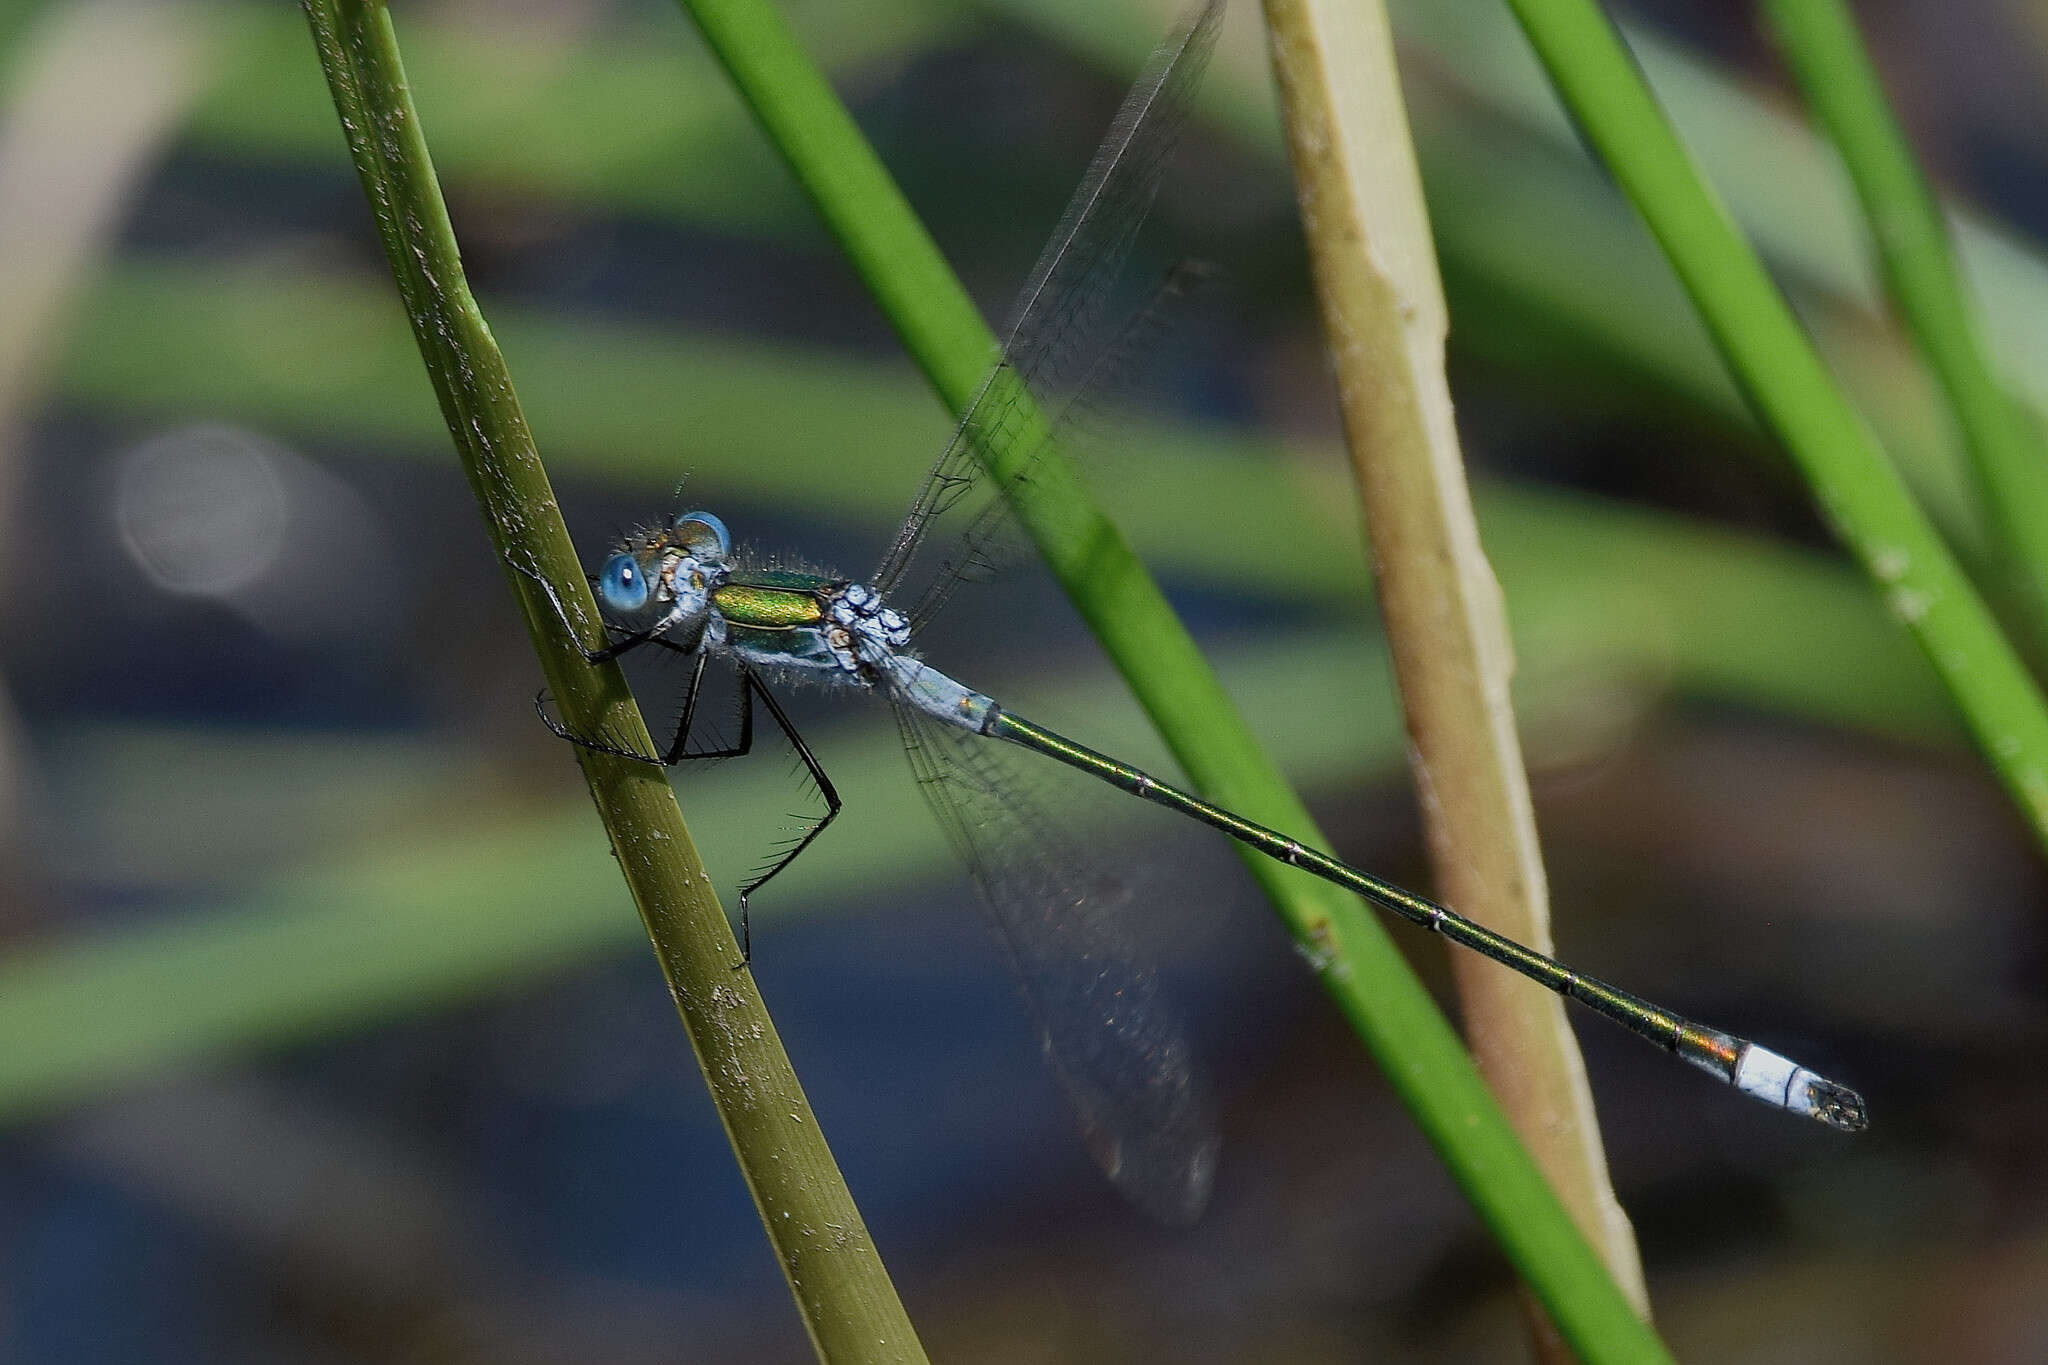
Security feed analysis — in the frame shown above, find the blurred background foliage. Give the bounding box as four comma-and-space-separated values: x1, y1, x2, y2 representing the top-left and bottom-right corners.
2, 0, 2045, 1359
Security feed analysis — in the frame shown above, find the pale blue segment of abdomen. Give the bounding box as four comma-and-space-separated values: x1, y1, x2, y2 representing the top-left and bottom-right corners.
874, 654, 996, 734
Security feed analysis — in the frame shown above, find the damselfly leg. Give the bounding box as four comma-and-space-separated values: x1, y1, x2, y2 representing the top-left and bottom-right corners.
514, 550, 842, 959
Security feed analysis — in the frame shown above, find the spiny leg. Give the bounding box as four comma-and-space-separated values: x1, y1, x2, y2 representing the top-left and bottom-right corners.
508, 550, 839, 962
541, 653, 839, 962
642, 661, 838, 962
729, 671, 842, 964
532, 662, 665, 765
535, 638, 730, 765
654, 646, 751, 765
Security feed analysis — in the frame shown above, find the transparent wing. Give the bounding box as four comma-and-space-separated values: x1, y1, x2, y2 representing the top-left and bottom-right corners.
904, 259, 1212, 633
870, 0, 1224, 600
892, 699, 1218, 1224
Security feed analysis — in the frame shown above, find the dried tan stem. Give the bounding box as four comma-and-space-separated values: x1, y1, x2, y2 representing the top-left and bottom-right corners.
1260, 0, 1649, 1343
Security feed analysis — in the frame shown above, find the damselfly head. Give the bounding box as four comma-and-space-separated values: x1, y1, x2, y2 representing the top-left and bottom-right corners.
595, 510, 733, 634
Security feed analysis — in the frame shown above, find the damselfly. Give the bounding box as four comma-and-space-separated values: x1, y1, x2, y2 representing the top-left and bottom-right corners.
527, 0, 1865, 1222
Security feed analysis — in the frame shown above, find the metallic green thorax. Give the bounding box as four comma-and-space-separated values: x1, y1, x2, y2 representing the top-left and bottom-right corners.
712, 574, 834, 630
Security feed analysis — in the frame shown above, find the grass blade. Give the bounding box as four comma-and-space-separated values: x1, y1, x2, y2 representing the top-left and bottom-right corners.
1759, 0, 2048, 634
296, 2, 926, 1357
673, 0, 1675, 1356
1502, 0, 2048, 856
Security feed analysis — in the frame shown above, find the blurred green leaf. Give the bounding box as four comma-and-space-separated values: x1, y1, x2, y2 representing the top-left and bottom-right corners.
1761, 0, 2048, 633
180, 0, 968, 229
92, 0, 2040, 549
1500, 0, 2048, 853
40, 252, 1978, 675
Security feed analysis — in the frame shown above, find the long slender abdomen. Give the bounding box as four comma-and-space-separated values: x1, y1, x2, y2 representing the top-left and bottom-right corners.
982, 706, 1867, 1132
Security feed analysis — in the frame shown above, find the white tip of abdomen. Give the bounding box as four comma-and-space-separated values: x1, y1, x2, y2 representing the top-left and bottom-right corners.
1733, 1044, 1868, 1132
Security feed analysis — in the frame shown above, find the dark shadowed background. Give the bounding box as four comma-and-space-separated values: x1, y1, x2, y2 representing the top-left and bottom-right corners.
3, 0, 2046, 1359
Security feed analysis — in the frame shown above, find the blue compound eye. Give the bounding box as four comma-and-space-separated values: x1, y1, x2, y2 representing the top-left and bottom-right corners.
596, 553, 650, 614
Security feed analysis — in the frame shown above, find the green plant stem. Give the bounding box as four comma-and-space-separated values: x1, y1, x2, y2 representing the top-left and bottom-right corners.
1758, 0, 2048, 636
297, 3, 924, 1360
673, 0, 1672, 1357
1501, 0, 2048, 855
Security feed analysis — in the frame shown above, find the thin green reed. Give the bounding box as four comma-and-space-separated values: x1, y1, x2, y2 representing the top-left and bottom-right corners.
671, 0, 1677, 1357
1504, 0, 2048, 855
297, 1, 926, 1358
